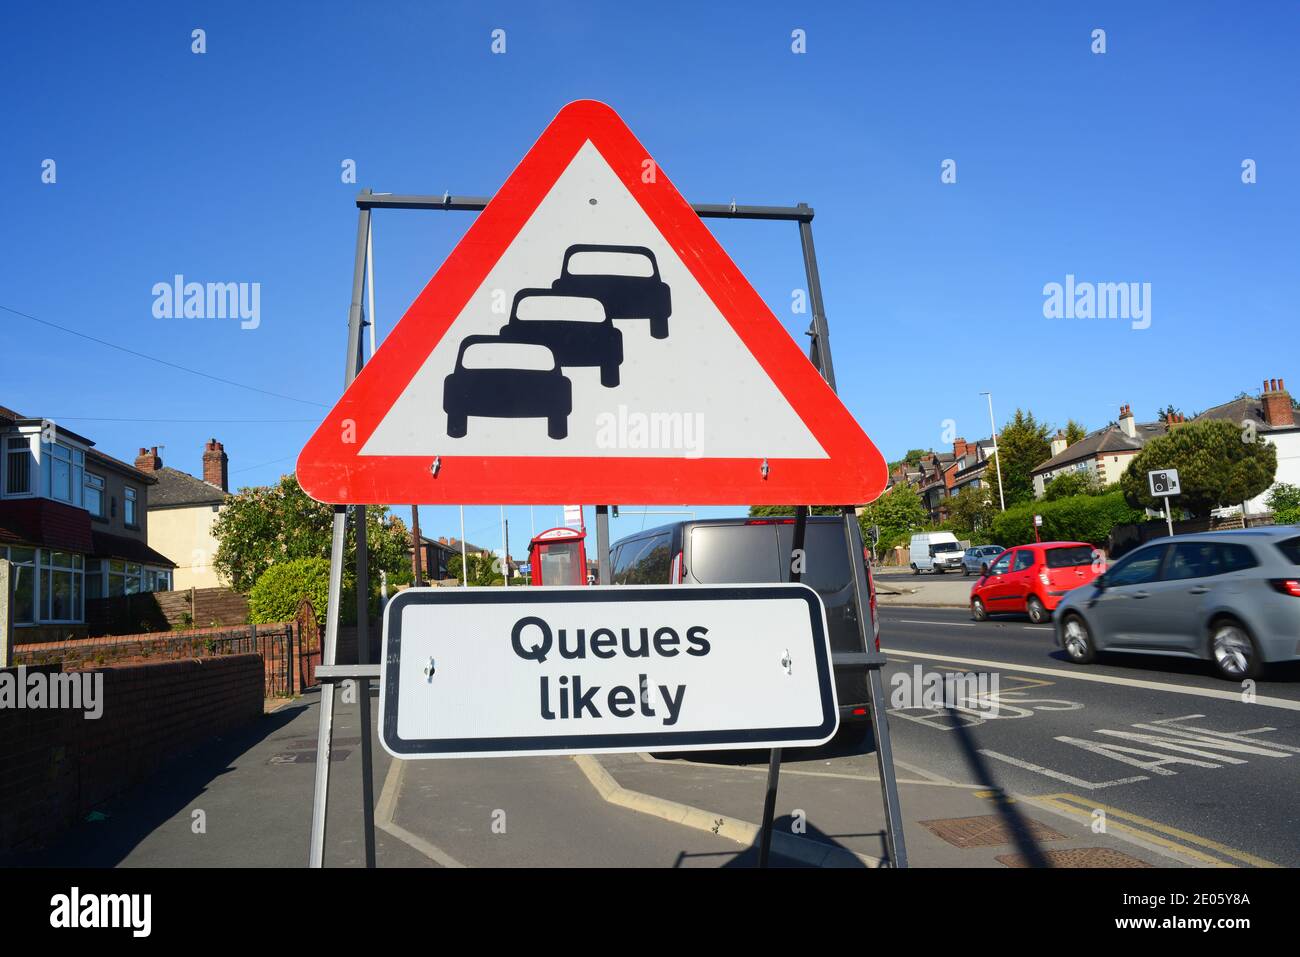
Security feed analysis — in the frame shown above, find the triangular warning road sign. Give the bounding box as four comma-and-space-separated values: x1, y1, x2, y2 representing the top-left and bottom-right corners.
298, 100, 887, 506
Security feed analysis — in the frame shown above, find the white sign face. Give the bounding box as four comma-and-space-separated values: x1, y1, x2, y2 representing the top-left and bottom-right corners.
360, 141, 827, 461
1034, 514, 1043, 527
1148, 468, 1181, 497
379, 584, 838, 758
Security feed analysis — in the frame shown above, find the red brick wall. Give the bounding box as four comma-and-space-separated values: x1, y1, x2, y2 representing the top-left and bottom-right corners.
0, 654, 264, 854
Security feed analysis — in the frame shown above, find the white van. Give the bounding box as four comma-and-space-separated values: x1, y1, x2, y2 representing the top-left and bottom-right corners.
910, 531, 964, 574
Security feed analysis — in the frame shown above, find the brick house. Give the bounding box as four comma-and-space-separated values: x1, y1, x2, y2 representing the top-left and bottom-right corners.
0, 406, 175, 641
138, 439, 233, 589
415, 535, 495, 582
1029, 377, 1298, 512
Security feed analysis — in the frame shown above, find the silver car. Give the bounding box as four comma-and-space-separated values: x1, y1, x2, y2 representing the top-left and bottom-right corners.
1053, 527, 1300, 680
962, 544, 1006, 577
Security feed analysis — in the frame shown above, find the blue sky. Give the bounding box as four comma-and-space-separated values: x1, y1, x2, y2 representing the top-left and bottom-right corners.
3, 1, 1296, 553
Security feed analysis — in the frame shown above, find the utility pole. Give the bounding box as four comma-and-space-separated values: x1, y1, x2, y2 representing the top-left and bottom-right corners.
410, 505, 423, 585
981, 391, 1007, 511
501, 507, 510, 587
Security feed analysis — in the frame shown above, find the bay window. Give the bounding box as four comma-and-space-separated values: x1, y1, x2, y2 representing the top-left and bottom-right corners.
108, 559, 142, 596
2, 546, 36, 623
40, 550, 83, 622
43, 441, 85, 506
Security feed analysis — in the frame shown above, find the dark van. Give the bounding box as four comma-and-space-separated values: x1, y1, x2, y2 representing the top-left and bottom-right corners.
609, 516, 879, 738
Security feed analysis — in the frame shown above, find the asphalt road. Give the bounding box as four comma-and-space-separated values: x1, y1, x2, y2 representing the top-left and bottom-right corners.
873, 605, 1300, 866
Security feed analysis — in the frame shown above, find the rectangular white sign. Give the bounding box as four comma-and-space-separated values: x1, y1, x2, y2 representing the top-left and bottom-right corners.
1148, 468, 1181, 497
379, 584, 838, 758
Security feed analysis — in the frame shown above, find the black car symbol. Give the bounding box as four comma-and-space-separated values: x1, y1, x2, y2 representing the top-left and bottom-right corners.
549, 244, 672, 340
443, 335, 572, 440
497, 289, 624, 387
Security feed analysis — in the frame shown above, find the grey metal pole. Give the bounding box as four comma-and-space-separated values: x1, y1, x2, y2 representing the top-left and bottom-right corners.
797, 204, 837, 394
758, 505, 807, 867
796, 214, 909, 868
354, 503, 376, 868
595, 505, 611, 585
308, 505, 349, 867
308, 189, 373, 868
982, 392, 1006, 512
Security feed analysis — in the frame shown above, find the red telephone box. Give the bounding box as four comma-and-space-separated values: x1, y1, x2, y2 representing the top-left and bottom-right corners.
527, 527, 588, 586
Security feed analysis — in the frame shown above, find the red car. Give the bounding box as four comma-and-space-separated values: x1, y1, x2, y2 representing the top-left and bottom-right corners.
970, 541, 1101, 624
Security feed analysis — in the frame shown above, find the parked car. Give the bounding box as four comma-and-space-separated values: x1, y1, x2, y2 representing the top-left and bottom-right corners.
550, 244, 672, 339
443, 336, 572, 439
910, 531, 964, 574
963, 544, 1005, 577
610, 516, 879, 739
498, 289, 624, 386
1053, 528, 1300, 680
970, 541, 1101, 624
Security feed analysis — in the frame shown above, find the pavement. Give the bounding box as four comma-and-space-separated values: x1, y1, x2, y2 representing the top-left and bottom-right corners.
10, 602, 1296, 869
873, 566, 974, 607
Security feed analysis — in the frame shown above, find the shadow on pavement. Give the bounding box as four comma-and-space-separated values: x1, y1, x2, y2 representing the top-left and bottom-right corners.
1, 701, 309, 867
944, 705, 1050, 868
670, 820, 874, 868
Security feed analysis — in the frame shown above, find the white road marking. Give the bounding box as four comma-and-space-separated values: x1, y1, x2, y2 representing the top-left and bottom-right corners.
881, 648, 1300, 712
977, 748, 1149, 789
896, 619, 975, 627
375, 756, 466, 868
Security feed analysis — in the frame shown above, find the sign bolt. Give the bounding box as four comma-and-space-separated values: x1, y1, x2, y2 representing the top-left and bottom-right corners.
430, 456, 441, 477
781, 649, 792, 675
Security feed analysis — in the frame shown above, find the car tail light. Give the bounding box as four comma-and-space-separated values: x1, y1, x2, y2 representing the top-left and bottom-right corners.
1270, 579, 1300, 598
852, 707, 867, 717
670, 551, 684, 584
868, 565, 880, 652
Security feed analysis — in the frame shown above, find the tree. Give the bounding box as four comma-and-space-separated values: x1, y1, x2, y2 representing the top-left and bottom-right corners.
858, 482, 928, 557
991, 491, 1143, 547
747, 505, 841, 517
1064, 419, 1087, 446
887, 449, 929, 473
939, 484, 998, 539
1119, 420, 1278, 515
212, 473, 414, 593
1043, 469, 1104, 501
987, 409, 1052, 506
249, 557, 352, 626
446, 552, 505, 586
1266, 483, 1300, 525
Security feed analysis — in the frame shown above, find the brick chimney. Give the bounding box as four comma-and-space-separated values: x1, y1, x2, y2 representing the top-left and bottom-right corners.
1263, 378, 1295, 428
202, 438, 228, 491
1118, 404, 1136, 438
134, 446, 162, 473
952, 437, 971, 459
1050, 430, 1068, 456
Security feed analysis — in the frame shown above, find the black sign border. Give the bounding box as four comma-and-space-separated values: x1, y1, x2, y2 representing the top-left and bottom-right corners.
380, 585, 838, 756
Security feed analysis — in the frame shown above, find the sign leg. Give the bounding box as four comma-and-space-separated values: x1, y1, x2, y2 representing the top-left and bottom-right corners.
867, 666, 908, 867
758, 505, 807, 867
595, 505, 611, 585
355, 505, 377, 868
309, 505, 349, 867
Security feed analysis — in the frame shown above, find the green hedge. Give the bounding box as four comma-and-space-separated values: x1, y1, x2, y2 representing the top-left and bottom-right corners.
990, 490, 1144, 547
249, 557, 356, 625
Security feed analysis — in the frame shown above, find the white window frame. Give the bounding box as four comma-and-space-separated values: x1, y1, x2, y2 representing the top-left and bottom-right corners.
2, 545, 37, 624
3, 434, 36, 498
124, 486, 138, 526
38, 549, 84, 624
84, 472, 106, 518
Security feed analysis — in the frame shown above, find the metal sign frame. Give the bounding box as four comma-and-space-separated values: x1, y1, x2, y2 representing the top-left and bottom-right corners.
307, 187, 908, 869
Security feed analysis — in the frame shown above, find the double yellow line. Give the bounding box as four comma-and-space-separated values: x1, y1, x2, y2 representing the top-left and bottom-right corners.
1034, 793, 1278, 868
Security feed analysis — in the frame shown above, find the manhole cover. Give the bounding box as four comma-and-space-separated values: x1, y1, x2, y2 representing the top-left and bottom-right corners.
920, 814, 1067, 848
997, 847, 1152, 868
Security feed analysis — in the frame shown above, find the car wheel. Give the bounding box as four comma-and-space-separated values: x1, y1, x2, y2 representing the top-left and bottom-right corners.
547, 416, 568, 440
911, 564, 919, 575
447, 414, 468, 438
600, 365, 620, 388
1062, 614, 1096, 664
971, 597, 987, 622
1210, 619, 1262, 681
962, 566, 970, 576
1027, 596, 1049, 624
935, 566, 944, 575
981, 562, 989, 575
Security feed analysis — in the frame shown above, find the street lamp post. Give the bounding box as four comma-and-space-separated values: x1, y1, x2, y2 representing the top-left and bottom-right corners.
981, 391, 1007, 512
